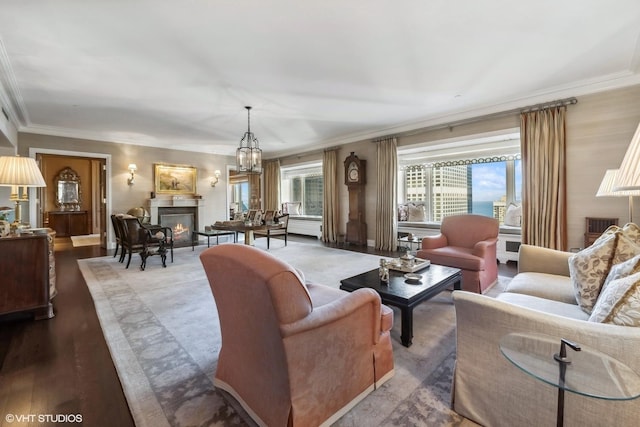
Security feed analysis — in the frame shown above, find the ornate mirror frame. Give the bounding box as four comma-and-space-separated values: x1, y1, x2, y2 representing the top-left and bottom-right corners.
55, 167, 82, 211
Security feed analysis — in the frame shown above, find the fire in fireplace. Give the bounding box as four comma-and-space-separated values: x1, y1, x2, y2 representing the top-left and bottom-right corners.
158, 208, 197, 247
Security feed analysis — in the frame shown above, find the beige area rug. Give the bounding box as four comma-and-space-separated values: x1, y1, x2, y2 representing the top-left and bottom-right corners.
70, 233, 101, 247
78, 239, 509, 427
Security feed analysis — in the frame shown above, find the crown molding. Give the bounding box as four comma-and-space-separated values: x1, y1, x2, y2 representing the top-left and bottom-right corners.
269, 69, 640, 159
0, 38, 28, 126
19, 124, 235, 156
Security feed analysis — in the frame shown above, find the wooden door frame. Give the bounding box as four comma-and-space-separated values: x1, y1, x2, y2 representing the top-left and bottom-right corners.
29, 147, 113, 249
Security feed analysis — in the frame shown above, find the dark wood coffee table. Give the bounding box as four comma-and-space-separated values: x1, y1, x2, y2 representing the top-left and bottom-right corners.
340, 265, 461, 347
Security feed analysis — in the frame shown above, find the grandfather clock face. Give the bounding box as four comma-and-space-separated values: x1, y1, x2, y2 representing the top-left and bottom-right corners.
348, 161, 359, 183
344, 152, 365, 186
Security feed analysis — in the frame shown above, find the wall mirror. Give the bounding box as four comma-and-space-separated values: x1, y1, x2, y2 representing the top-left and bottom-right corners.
55, 167, 82, 211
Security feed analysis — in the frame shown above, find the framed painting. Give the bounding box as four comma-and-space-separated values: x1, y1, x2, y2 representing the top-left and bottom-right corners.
154, 164, 197, 195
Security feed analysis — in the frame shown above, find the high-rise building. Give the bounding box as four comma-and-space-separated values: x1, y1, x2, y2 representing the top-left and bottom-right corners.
432, 165, 470, 221
493, 195, 507, 223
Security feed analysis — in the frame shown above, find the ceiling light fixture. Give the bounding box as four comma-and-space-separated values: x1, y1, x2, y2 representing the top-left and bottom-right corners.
236, 106, 262, 174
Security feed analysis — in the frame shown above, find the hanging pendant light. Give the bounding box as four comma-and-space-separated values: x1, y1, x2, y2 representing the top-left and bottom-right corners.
236, 106, 262, 174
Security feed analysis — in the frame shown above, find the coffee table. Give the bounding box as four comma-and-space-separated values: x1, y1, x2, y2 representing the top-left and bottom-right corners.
340, 264, 461, 347
192, 229, 236, 250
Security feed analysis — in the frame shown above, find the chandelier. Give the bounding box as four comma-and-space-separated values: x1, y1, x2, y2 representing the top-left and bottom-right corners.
236, 106, 262, 174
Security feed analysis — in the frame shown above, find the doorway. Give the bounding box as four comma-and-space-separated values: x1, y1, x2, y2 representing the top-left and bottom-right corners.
31, 149, 111, 249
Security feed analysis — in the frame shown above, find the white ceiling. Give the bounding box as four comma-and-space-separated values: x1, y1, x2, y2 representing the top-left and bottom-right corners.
1, 0, 640, 158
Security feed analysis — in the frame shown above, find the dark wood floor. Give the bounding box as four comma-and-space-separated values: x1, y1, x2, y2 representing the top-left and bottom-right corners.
0, 235, 517, 427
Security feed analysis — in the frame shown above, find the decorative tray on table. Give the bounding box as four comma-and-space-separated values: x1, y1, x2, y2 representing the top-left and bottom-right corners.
387, 258, 431, 273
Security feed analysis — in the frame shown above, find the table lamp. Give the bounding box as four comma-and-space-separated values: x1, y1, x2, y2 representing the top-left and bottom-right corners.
0, 155, 47, 227
596, 169, 640, 222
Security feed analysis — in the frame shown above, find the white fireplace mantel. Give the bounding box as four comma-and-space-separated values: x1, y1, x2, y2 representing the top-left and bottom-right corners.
146, 197, 206, 226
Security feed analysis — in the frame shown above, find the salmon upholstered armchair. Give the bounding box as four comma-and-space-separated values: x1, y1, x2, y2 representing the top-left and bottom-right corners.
199, 244, 394, 427
417, 214, 499, 293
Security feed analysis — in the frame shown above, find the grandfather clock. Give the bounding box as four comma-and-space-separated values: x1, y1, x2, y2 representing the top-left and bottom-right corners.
344, 152, 367, 245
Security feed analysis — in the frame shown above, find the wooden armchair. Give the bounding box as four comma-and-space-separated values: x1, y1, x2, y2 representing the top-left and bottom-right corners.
111, 214, 124, 260
254, 213, 289, 249
120, 217, 168, 270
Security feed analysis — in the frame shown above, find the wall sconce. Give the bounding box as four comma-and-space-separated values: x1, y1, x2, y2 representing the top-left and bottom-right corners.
210, 170, 221, 187
127, 163, 137, 186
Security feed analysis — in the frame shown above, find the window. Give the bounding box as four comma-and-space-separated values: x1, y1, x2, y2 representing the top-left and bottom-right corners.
281, 163, 323, 216
398, 132, 521, 224
231, 181, 249, 212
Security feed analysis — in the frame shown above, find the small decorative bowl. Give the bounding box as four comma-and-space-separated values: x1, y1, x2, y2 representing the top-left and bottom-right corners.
404, 273, 422, 282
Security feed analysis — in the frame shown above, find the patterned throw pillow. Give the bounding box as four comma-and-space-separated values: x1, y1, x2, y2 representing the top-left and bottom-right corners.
602, 254, 640, 293
621, 222, 640, 244
589, 271, 640, 326
611, 232, 640, 265
569, 232, 618, 314
592, 224, 620, 246
398, 204, 409, 222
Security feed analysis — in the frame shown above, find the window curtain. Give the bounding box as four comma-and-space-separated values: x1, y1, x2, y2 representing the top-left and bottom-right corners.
375, 137, 398, 250
521, 106, 567, 250
322, 149, 338, 242
263, 159, 281, 211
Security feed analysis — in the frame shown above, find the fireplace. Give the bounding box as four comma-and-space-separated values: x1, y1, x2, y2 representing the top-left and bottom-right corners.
158, 207, 197, 247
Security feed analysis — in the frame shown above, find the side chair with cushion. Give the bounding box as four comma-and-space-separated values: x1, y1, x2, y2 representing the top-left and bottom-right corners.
199, 244, 394, 427
110, 214, 123, 260
120, 217, 167, 269
254, 213, 289, 249
417, 214, 499, 293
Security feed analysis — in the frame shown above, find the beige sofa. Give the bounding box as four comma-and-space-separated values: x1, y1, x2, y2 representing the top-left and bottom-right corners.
452, 244, 640, 427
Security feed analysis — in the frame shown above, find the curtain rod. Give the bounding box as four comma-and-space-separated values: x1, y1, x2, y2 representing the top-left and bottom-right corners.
375, 96, 578, 139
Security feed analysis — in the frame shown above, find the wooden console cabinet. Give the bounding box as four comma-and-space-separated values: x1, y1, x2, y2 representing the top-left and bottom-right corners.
48, 210, 88, 237
0, 232, 55, 319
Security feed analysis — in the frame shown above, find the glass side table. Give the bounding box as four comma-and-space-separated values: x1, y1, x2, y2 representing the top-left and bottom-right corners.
500, 332, 640, 427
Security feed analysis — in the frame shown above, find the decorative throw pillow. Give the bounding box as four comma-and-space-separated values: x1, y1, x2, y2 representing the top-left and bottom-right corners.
569, 232, 619, 314
611, 232, 640, 265
407, 203, 426, 222
398, 204, 409, 222
503, 203, 522, 227
602, 253, 640, 293
621, 222, 640, 244
589, 271, 640, 326
593, 224, 620, 247
282, 202, 301, 215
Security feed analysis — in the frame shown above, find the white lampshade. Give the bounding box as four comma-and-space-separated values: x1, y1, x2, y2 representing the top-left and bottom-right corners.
597, 169, 640, 197
614, 121, 640, 191
0, 156, 47, 187
597, 168, 640, 223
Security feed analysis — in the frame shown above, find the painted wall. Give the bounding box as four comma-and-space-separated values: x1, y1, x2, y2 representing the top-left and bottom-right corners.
328, 84, 640, 250
12, 84, 640, 250
16, 133, 235, 245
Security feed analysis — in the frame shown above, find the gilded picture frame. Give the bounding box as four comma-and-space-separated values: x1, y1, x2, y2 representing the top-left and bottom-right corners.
154, 164, 197, 195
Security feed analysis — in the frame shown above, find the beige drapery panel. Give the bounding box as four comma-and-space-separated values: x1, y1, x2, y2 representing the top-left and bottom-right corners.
521, 106, 567, 250
375, 137, 398, 250
263, 159, 281, 211
322, 149, 339, 242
